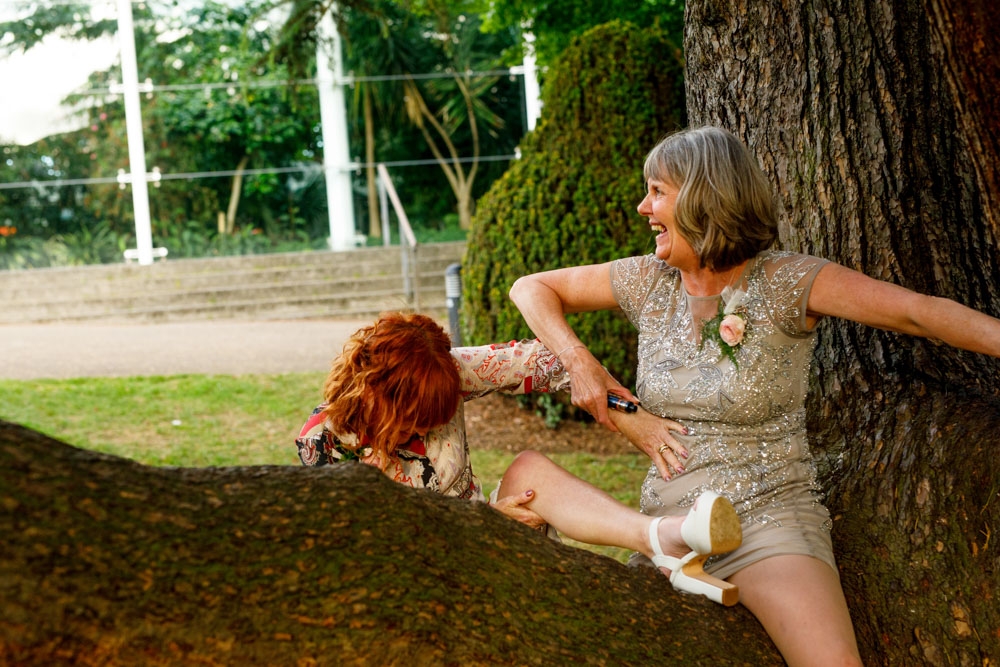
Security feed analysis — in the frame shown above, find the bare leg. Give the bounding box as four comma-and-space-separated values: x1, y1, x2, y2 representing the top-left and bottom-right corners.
495, 450, 687, 560
728, 555, 862, 667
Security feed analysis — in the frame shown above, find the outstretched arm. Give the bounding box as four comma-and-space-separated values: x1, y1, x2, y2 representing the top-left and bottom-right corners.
451, 338, 570, 399
808, 263, 1000, 357
509, 263, 637, 430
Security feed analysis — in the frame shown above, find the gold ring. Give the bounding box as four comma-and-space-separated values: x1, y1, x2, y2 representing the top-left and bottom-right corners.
658, 444, 670, 454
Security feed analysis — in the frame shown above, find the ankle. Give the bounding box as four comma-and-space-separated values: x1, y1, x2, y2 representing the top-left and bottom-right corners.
646, 516, 688, 561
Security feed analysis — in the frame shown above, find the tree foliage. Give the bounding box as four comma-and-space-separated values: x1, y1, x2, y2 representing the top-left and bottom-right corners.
0, 1, 116, 56
475, 0, 685, 70
0, 0, 329, 248
1, 0, 533, 255
461, 20, 685, 392
266, 0, 527, 233
142, 2, 322, 236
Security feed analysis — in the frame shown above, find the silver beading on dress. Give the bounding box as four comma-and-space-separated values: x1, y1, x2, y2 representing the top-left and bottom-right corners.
614, 251, 835, 575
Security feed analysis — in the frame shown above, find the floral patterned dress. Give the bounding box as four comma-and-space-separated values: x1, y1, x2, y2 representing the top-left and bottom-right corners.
295, 339, 570, 502
612, 250, 837, 579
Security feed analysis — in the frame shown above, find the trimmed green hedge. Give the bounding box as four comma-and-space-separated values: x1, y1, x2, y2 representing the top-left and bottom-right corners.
462, 20, 685, 392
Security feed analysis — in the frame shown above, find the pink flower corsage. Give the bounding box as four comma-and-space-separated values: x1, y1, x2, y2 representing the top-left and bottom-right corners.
719, 313, 746, 346
699, 287, 750, 367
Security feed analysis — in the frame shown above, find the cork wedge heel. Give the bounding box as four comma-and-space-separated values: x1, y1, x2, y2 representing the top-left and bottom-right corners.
648, 490, 743, 606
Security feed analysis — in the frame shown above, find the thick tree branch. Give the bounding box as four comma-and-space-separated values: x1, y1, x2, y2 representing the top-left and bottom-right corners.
0, 421, 782, 665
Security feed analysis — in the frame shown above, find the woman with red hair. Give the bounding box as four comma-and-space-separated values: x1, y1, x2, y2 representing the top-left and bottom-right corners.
296, 311, 744, 605
296, 311, 570, 499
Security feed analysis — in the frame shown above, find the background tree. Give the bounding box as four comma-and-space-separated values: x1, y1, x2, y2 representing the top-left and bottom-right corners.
475, 0, 685, 71
0, 1, 136, 250
271, 0, 524, 234
338, 0, 416, 240
0, 0, 328, 255
1, 0, 525, 262
681, 1, 1000, 663
462, 20, 685, 398
133, 0, 322, 238
399, 11, 512, 230
337, 1, 513, 237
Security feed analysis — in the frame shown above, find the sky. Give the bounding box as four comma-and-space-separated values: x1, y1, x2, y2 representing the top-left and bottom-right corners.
0, 35, 117, 145
0, 0, 266, 147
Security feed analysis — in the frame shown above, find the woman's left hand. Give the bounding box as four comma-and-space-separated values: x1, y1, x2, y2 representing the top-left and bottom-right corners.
491, 489, 547, 529
610, 408, 689, 481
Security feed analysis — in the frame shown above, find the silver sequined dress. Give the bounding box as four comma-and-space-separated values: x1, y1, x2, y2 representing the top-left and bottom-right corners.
611, 250, 837, 579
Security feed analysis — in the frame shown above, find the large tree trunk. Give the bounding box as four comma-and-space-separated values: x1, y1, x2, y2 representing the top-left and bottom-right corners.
685, 1, 1000, 664
0, 421, 784, 665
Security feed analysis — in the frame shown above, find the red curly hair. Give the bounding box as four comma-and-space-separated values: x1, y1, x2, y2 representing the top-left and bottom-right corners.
321, 312, 460, 469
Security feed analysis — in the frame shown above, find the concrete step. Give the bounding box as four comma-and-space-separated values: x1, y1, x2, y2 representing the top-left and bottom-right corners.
21, 291, 437, 324
0, 261, 459, 305
0, 241, 466, 324
1, 271, 454, 323
0, 242, 463, 281
0, 245, 462, 294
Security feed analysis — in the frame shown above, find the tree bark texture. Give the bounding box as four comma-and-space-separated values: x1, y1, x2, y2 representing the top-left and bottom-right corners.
1, 422, 785, 666
685, 1, 1000, 664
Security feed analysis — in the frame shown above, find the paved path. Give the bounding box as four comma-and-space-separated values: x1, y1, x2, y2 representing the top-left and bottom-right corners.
0, 319, 372, 380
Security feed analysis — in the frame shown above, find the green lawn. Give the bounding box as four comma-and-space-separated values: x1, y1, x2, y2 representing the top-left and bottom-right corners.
0, 373, 647, 562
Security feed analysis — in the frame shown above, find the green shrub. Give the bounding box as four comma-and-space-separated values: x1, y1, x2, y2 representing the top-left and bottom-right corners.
0, 222, 328, 269
461, 20, 685, 393
0, 221, 131, 270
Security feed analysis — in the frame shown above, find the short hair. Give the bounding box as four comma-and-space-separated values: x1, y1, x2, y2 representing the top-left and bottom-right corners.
643, 126, 778, 270
321, 311, 460, 467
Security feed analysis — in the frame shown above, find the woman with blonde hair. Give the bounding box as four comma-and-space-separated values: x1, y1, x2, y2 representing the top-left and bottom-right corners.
509, 126, 1000, 665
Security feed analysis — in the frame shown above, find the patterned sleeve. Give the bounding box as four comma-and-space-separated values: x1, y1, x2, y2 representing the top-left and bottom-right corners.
450, 339, 571, 400
295, 404, 333, 466
294, 403, 368, 467
294, 340, 567, 502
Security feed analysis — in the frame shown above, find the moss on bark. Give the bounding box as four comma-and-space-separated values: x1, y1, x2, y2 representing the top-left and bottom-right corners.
1, 420, 782, 665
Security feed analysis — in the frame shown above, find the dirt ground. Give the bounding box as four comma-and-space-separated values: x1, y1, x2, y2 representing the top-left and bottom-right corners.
462, 393, 635, 456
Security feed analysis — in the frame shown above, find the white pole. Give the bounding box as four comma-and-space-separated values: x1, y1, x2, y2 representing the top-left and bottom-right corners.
317, 9, 357, 251
521, 28, 542, 132
116, 0, 154, 265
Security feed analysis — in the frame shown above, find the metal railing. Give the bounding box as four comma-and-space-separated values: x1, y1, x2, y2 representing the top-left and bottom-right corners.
376, 163, 420, 311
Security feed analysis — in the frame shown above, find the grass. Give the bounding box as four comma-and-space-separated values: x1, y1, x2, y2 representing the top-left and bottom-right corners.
0, 373, 648, 562
0, 373, 327, 467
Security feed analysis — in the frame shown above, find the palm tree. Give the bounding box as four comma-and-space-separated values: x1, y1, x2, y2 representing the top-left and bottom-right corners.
398, 12, 507, 230
338, 1, 421, 239
271, 0, 518, 233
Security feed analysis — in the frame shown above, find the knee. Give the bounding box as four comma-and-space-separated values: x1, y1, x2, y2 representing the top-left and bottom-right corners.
838, 654, 863, 667
502, 450, 551, 483
823, 636, 863, 667
511, 449, 547, 465
792, 644, 862, 667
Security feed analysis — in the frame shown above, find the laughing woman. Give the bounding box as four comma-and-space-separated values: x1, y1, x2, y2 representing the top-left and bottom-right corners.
508, 126, 1000, 666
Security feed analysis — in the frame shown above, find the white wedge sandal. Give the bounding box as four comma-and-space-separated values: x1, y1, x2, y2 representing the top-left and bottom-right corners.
648, 490, 743, 606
